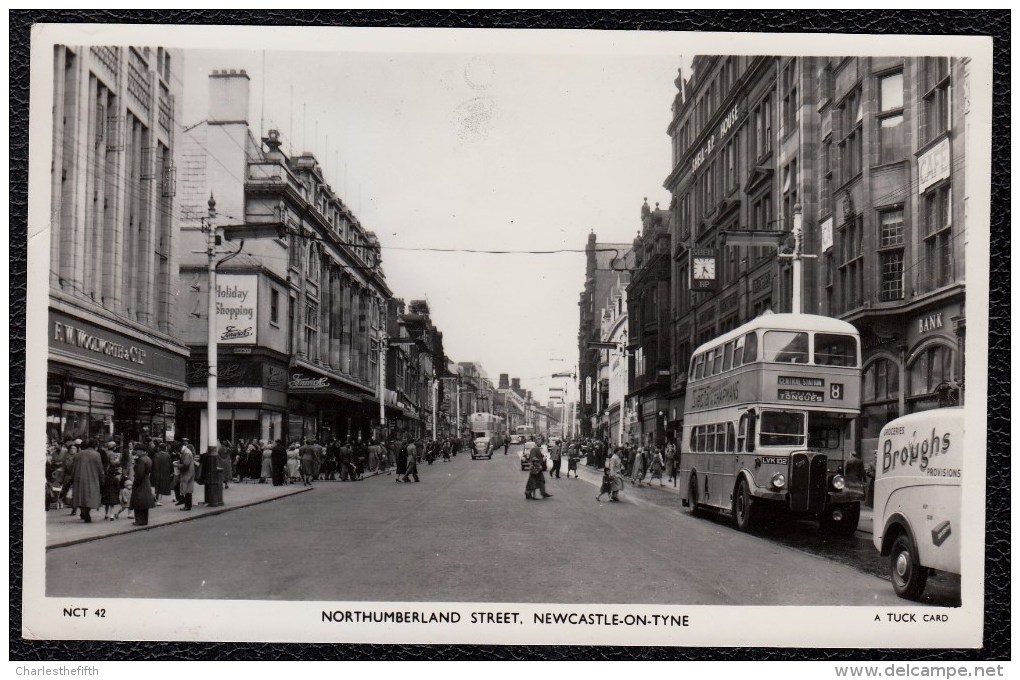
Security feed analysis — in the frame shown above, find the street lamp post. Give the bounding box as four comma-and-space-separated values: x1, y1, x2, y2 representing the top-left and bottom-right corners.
200, 197, 287, 508
203, 196, 222, 508
378, 331, 387, 441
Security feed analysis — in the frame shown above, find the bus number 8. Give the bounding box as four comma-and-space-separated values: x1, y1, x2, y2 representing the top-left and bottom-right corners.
830, 383, 843, 400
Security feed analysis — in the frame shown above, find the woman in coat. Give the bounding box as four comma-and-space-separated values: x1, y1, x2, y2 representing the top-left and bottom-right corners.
286, 442, 301, 482
130, 447, 156, 525
260, 440, 274, 483
71, 440, 106, 523
178, 445, 196, 511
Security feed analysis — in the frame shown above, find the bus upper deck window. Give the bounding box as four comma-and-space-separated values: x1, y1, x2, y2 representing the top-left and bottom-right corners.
763, 331, 809, 363
712, 347, 724, 374
814, 333, 859, 367
733, 336, 745, 366
694, 354, 706, 380
723, 341, 734, 372
743, 332, 758, 363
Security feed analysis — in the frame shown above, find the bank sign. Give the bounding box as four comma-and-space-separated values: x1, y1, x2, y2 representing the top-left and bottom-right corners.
216, 274, 258, 345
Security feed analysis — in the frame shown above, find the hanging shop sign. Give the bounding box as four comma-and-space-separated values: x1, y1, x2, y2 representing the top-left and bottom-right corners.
216, 274, 258, 345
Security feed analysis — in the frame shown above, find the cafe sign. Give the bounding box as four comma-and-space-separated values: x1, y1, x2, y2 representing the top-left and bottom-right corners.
691, 103, 742, 173
918, 138, 951, 195
216, 274, 258, 345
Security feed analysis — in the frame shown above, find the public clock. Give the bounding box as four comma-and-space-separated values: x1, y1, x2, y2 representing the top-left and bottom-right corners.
693, 257, 716, 280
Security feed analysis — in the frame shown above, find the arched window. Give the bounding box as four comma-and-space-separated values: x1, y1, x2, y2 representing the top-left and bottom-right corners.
862, 356, 900, 402
908, 343, 954, 396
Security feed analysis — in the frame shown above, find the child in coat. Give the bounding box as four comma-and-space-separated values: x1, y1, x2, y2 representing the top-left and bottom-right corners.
114, 479, 134, 520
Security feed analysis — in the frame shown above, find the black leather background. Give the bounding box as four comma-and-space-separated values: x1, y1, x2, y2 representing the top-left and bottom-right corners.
8, 9, 1010, 662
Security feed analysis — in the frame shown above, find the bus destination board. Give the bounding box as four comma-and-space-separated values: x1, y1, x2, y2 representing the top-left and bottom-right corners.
777, 388, 825, 403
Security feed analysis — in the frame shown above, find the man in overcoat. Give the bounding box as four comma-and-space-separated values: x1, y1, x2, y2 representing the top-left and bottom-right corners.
178, 443, 196, 510
70, 438, 106, 522
130, 445, 156, 525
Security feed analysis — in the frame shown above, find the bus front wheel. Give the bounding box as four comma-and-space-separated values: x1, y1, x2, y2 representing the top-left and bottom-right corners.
732, 477, 757, 532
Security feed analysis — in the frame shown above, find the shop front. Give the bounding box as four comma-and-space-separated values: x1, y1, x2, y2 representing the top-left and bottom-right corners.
179, 352, 289, 451
856, 295, 964, 506
47, 308, 188, 446
287, 370, 375, 444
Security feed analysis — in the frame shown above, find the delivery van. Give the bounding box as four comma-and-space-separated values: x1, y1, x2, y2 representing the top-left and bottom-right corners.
872, 408, 963, 600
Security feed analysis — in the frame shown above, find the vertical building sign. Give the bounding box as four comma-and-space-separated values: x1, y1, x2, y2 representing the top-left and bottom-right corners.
216, 274, 258, 344
918, 137, 951, 195
820, 217, 834, 252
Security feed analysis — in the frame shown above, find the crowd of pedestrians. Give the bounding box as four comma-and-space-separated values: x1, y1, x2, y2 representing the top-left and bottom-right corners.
46, 431, 468, 530
45, 436, 203, 525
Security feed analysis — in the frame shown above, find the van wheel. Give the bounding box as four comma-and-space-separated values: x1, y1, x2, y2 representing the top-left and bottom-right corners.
688, 474, 703, 517
889, 533, 928, 600
732, 477, 757, 532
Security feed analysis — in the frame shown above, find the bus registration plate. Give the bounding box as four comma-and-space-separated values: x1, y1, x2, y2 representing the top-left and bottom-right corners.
777, 389, 824, 403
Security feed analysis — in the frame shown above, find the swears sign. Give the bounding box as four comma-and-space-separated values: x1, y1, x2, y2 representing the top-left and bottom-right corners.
216, 274, 258, 345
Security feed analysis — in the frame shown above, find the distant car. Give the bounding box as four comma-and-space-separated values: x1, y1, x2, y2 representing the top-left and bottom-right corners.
510, 434, 524, 445
472, 437, 493, 460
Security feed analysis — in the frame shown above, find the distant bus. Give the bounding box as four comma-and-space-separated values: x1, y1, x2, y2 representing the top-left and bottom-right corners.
469, 412, 504, 459
679, 313, 865, 534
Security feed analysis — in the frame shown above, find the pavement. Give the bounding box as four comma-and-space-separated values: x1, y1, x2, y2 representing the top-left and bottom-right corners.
47, 445, 960, 606
44, 469, 389, 550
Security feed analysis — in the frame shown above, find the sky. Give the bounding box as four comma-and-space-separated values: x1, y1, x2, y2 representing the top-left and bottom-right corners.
181, 44, 686, 403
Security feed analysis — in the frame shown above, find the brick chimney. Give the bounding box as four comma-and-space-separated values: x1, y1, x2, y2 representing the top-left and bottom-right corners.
511, 378, 521, 390
209, 68, 250, 124
498, 373, 510, 390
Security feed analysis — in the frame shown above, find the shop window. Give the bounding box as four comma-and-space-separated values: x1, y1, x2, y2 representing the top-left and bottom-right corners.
878, 72, 905, 165
782, 159, 798, 230
753, 94, 773, 161
923, 184, 953, 290
820, 136, 833, 214
863, 357, 900, 402
839, 213, 864, 312
921, 57, 951, 144
877, 208, 905, 301
304, 300, 318, 360
838, 87, 863, 183
781, 61, 798, 136
908, 344, 954, 396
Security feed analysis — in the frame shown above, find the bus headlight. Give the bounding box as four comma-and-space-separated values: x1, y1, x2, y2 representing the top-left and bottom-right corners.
771, 473, 786, 489
831, 474, 846, 491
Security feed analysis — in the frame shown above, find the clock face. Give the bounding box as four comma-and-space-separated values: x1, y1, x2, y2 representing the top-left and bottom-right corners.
693, 257, 716, 280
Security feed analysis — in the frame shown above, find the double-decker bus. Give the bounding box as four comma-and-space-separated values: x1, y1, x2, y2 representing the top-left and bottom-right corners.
513, 424, 536, 443
679, 313, 864, 534
469, 412, 505, 458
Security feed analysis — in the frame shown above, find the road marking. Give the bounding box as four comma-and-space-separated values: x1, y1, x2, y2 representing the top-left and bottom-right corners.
464, 499, 489, 502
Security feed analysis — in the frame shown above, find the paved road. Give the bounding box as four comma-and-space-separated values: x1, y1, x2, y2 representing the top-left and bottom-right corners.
47, 444, 949, 606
